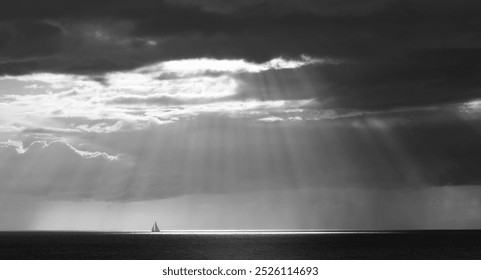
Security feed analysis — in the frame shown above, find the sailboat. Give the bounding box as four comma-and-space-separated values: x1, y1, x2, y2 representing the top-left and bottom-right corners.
151, 221, 160, 232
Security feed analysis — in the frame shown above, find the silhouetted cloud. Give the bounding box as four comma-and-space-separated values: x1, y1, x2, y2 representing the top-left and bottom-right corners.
1, 0, 481, 110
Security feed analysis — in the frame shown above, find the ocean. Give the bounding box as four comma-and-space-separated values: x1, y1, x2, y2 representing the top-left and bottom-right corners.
1, 230, 481, 259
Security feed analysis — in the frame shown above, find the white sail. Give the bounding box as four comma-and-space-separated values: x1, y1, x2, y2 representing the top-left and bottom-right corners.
152, 222, 160, 232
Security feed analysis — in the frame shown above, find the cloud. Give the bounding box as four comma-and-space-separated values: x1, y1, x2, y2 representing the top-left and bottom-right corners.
155, 56, 323, 75
75, 118, 174, 133
309, 50, 481, 110
1, 0, 481, 111
0, 56, 326, 137
0, 20, 63, 60
64, 142, 120, 161
258, 116, 285, 122
21, 126, 83, 135
0, 138, 130, 201
0, 139, 120, 161
0, 124, 23, 133
0, 139, 29, 153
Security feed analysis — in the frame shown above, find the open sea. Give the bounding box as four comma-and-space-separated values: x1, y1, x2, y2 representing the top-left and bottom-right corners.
1, 230, 481, 259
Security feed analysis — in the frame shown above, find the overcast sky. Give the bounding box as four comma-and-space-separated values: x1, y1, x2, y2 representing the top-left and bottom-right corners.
1, 0, 481, 230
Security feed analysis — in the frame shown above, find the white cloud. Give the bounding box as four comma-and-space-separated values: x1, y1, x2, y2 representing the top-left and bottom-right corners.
288, 116, 303, 121
0, 139, 120, 161
75, 122, 124, 134
2, 73, 102, 91
459, 100, 481, 117
0, 139, 131, 202
258, 116, 285, 122
152, 56, 323, 75
24, 84, 44, 90
0, 139, 32, 154
63, 142, 121, 161
75, 118, 173, 133
1, 56, 321, 94
0, 57, 326, 137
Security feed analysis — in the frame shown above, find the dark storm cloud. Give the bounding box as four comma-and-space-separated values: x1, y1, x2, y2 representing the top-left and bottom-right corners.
315, 49, 481, 110
1, 0, 481, 109
0, 20, 63, 58
236, 49, 481, 110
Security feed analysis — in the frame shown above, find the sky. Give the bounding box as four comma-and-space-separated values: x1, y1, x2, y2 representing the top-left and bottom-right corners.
1, 0, 481, 230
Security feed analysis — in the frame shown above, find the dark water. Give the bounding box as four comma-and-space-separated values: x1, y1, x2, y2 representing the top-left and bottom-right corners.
1, 231, 481, 259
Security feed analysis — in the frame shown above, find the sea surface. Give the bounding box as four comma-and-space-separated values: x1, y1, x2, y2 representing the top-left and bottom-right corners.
1, 230, 481, 259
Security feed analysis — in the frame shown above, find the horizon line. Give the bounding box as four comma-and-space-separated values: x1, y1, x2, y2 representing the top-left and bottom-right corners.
1, 229, 480, 234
